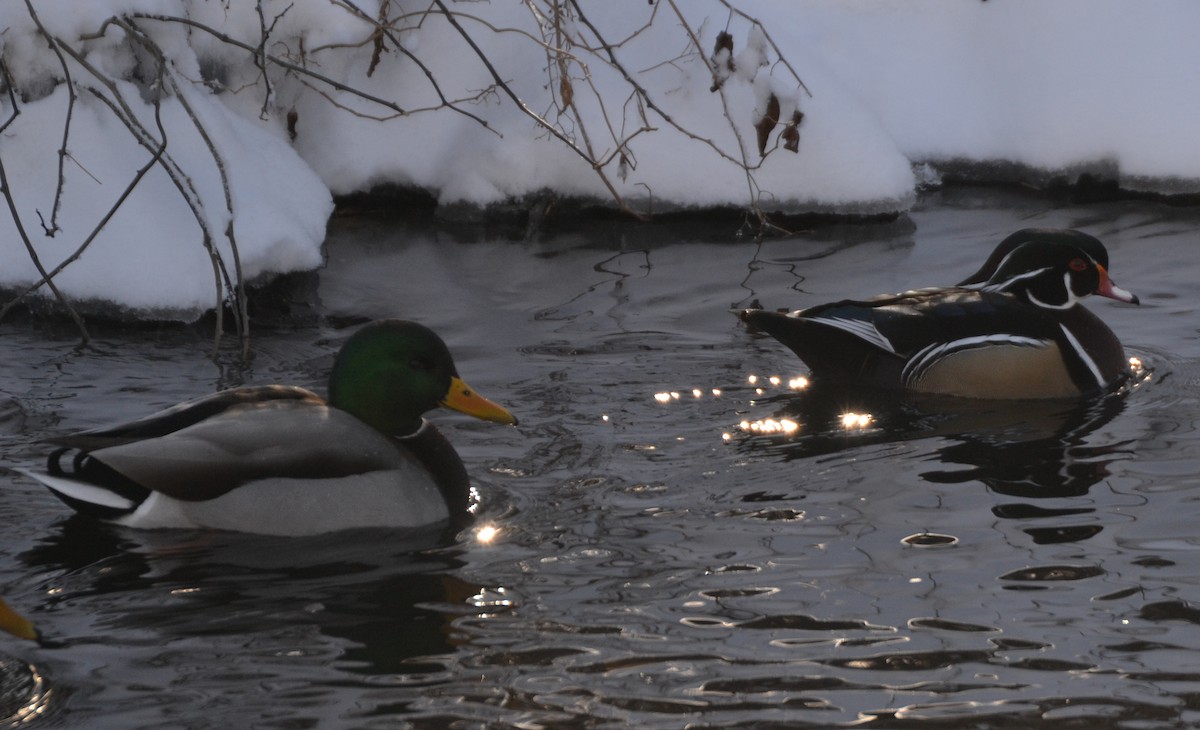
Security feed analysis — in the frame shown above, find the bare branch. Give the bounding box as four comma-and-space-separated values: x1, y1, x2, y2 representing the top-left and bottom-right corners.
22, 0, 77, 237
430, 0, 592, 164
715, 0, 812, 98
131, 13, 410, 117
115, 17, 249, 356
56, 24, 234, 353
0, 0, 818, 352
0, 91, 168, 327
254, 1, 294, 120
332, 0, 496, 132
0, 60, 90, 342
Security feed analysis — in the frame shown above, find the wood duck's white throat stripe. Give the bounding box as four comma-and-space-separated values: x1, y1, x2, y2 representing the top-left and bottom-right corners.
804, 314, 897, 353
902, 334, 1048, 387
1025, 272, 1080, 310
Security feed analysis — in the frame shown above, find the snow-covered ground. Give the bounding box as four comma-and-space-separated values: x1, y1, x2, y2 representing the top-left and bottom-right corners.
1, 1, 1196, 316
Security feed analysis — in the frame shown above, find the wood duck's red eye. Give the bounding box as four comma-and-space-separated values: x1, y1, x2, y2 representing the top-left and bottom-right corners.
1069, 258, 1088, 272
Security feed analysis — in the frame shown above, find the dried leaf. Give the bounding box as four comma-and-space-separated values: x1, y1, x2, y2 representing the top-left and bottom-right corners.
780, 126, 798, 153
755, 93, 780, 157
368, 31, 385, 77
368, 1, 391, 78
559, 75, 574, 109
710, 31, 735, 92
713, 31, 734, 62
287, 109, 299, 141
781, 110, 803, 153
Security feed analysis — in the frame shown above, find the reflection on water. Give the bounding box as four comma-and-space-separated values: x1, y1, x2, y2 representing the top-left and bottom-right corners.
724, 357, 1152, 579
11, 518, 487, 725
4, 190, 1200, 727
0, 658, 47, 728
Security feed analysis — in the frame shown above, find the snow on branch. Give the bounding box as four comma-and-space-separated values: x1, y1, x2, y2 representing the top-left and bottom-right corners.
0, 0, 812, 344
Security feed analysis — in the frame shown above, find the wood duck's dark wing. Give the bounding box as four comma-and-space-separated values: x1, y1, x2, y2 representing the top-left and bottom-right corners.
741, 288, 1076, 393
741, 309, 907, 390
821, 288, 1065, 355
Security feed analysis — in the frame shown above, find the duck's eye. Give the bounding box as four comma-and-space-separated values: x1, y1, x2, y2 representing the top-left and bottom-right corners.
408, 358, 434, 372
1069, 258, 1088, 272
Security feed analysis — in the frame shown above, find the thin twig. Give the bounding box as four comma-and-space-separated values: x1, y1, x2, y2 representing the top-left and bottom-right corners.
23, 0, 75, 237
715, 0, 812, 97
114, 18, 245, 356
0, 60, 90, 342
543, 3, 646, 220
254, 0, 293, 120
129, 13, 411, 118
332, 0, 495, 132
164, 61, 250, 356
57, 27, 232, 350
431, 0, 592, 164
0, 93, 168, 325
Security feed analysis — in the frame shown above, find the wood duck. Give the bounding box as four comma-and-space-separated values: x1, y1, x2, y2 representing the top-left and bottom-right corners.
739, 228, 1139, 399
17, 320, 519, 536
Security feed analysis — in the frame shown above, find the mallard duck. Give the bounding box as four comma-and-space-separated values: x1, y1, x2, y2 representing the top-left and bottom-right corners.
739, 228, 1139, 399
17, 320, 518, 536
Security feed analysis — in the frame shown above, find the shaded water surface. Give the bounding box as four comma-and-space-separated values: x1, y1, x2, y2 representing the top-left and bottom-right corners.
3, 189, 1200, 728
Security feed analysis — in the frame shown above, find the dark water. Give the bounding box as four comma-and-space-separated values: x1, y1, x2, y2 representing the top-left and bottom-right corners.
2, 188, 1200, 728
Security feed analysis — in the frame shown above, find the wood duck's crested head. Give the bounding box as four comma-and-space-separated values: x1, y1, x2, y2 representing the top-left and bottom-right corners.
975, 229, 1139, 310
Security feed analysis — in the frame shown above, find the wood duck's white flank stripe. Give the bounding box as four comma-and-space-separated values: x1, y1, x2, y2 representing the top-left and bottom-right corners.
1059, 323, 1105, 389
804, 314, 897, 353
902, 335, 1048, 387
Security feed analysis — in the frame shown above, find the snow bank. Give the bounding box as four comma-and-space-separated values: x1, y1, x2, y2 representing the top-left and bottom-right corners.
0, 1, 1196, 315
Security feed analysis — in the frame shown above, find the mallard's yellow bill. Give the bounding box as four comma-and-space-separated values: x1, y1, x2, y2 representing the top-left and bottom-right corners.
0, 598, 37, 642
442, 377, 518, 425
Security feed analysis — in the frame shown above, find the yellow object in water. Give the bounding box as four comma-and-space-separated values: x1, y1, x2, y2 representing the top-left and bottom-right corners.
0, 599, 36, 642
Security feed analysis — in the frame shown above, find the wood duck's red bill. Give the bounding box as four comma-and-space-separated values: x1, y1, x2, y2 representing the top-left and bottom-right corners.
1097, 264, 1139, 304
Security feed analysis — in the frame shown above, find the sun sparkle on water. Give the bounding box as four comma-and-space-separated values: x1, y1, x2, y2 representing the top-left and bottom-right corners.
840, 412, 874, 429
651, 375, 806, 406
475, 524, 500, 544
738, 418, 800, 435
649, 373, 814, 442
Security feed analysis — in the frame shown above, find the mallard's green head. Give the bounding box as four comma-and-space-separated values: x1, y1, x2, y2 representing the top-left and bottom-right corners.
328, 320, 517, 436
